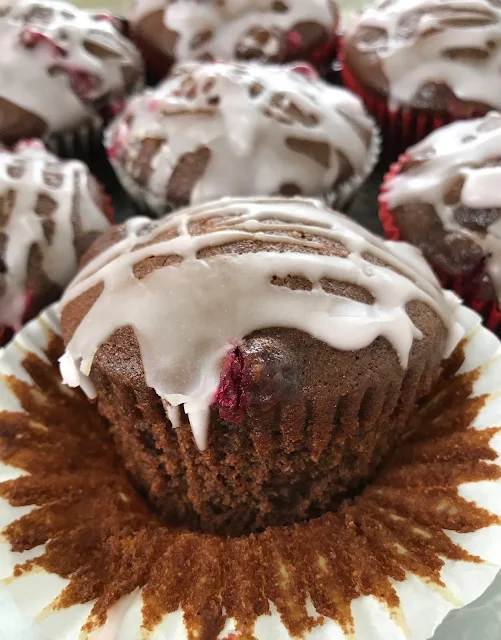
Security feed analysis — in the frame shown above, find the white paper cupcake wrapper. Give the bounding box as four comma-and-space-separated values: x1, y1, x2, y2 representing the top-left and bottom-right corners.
0, 300, 501, 640
104, 119, 382, 218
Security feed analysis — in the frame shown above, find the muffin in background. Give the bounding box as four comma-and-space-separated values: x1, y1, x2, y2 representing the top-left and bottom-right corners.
129, 0, 340, 79
379, 112, 501, 333
341, 0, 501, 152
105, 60, 379, 216
0, 0, 143, 154
59, 197, 462, 536
0, 139, 112, 343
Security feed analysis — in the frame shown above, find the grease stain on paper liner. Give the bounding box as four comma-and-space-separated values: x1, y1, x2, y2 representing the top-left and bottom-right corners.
0, 333, 500, 640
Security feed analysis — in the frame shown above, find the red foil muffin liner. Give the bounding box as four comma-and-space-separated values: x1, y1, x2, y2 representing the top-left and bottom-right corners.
379, 158, 501, 334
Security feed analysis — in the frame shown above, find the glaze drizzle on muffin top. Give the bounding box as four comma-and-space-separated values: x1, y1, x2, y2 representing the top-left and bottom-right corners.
0, 0, 142, 138
130, 0, 338, 64
345, 0, 501, 111
0, 140, 110, 331
59, 197, 462, 450
106, 61, 378, 212
384, 111, 501, 297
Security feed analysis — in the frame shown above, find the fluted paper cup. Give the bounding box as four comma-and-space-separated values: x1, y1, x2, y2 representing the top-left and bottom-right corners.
0, 302, 501, 640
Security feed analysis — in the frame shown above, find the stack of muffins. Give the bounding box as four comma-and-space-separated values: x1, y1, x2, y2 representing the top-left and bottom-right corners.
2, 0, 499, 543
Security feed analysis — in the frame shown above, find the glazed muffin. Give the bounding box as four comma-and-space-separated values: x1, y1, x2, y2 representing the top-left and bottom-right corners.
105, 60, 379, 215
379, 111, 501, 332
0, 0, 143, 150
129, 0, 340, 79
59, 197, 462, 536
0, 140, 111, 340
341, 0, 501, 149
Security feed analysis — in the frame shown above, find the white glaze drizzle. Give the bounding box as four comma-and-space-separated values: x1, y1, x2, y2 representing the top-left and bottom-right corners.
105, 61, 377, 215
0, 0, 142, 134
0, 140, 110, 330
349, 0, 501, 110
384, 112, 501, 299
130, 0, 337, 62
59, 197, 463, 451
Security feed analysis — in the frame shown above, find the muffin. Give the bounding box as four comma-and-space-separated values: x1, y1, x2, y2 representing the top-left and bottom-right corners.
59, 197, 462, 536
341, 0, 501, 151
0, 0, 143, 152
129, 0, 340, 79
379, 111, 501, 333
0, 139, 111, 342
105, 60, 379, 216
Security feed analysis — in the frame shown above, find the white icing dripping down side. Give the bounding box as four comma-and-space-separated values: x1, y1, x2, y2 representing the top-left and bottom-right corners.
0, 142, 110, 330
130, 0, 337, 62
59, 197, 462, 451
348, 0, 501, 111
384, 112, 501, 299
0, 0, 142, 134
106, 61, 377, 214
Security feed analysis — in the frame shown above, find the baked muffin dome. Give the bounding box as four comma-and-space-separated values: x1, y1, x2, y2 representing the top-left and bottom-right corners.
59, 197, 462, 536
0, 0, 143, 145
0, 140, 111, 335
380, 112, 501, 318
130, 0, 339, 77
105, 60, 379, 215
343, 0, 501, 116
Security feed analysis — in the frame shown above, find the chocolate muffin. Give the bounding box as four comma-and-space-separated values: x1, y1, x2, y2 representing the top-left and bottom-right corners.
341, 0, 501, 147
105, 60, 379, 215
0, 0, 143, 147
0, 139, 111, 337
130, 0, 339, 78
59, 197, 462, 536
379, 111, 501, 329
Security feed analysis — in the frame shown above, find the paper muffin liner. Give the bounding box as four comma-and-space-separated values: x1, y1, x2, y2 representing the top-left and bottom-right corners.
104, 118, 381, 218
1, 301, 501, 639
379, 158, 501, 335
339, 50, 488, 158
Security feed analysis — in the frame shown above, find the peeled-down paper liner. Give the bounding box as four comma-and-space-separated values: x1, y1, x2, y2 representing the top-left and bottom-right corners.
0, 301, 500, 640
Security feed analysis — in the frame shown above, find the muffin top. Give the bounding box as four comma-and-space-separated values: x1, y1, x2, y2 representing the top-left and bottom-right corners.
343, 0, 501, 113
383, 111, 501, 299
106, 61, 378, 212
0, 140, 110, 331
0, 0, 143, 143
130, 0, 338, 65
60, 197, 462, 450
